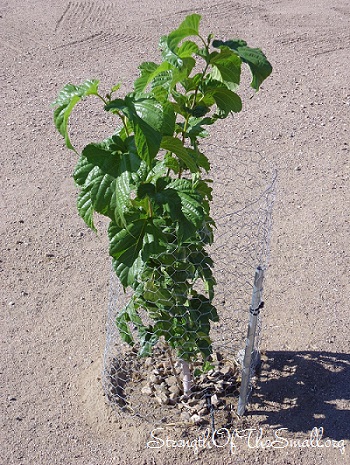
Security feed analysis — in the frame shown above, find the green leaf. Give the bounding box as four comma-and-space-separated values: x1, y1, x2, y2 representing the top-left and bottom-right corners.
177, 40, 199, 58
90, 173, 116, 217
53, 79, 99, 151
185, 116, 214, 143
138, 327, 158, 357
77, 185, 96, 231
106, 96, 164, 166
82, 142, 121, 177
143, 281, 173, 307
134, 61, 171, 93
167, 14, 201, 49
132, 98, 164, 130
207, 87, 242, 116
160, 136, 198, 173
159, 35, 183, 68
116, 307, 134, 345
187, 148, 210, 172
134, 62, 159, 93
212, 39, 272, 90
113, 171, 131, 225
169, 179, 204, 227
73, 154, 98, 187
75, 140, 144, 225
133, 119, 162, 166
209, 47, 242, 89
112, 255, 144, 289
109, 219, 147, 267
161, 102, 176, 136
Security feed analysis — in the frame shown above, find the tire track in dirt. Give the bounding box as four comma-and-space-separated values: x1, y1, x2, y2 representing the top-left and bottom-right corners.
53, 30, 153, 52
331, 6, 350, 18
276, 29, 350, 58
54, 1, 116, 32
0, 19, 47, 56
195, 1, 265, 21
54, 1, 153, 53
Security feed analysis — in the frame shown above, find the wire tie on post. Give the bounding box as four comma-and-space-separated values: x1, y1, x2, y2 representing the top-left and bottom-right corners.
249, 301, 264, 316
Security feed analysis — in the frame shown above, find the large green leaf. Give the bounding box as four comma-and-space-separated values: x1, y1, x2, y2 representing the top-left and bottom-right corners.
74, 139, 144, 226
177, 40, 199, 58
77, 185, 96, 231
106, 96, 164, 166
209, 47, 242, 89
90, 173, 116, 218
134, 61, 173, 94
212, 39, 272, 90
207, 87, 242, 116
53, 80, 99, 151
167, 14, 201, 49
160, 136, 198, 173
169, 179, 205, 227
109, 219, 147, 266
133, 98, 164, 130
73, 155, 98, 187
159, 35, 184, 68
82, 142, 121, 177
113, 255, 144, 289
110, 218, 169, 287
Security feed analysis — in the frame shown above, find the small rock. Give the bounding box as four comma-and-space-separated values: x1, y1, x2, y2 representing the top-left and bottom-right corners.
198, 407, 209, 416
149, 373, 161, 384
190, 414, 202, 424
211, 394, 219, 407
144, 358, 153, 368
221, 366, 235, 377
168, 384, 181, 396
215, 381, 225, 393
155, 391, 169, 405
141, 385, 153, 396
154, 382, 168, 393
166, 375, 178, 386
180, 411, 191, 422
169, 392, 179, 402
8, 301, 15, 306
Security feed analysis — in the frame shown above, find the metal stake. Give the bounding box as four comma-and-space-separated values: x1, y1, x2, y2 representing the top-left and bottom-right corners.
237, 266, 264, 416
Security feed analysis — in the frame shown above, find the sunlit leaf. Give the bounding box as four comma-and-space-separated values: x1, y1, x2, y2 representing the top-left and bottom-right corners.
212, 39, 272, 90
53, 79, 99, 151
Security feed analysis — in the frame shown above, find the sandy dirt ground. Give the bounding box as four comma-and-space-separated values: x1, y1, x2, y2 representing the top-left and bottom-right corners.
1, 0, 349, 464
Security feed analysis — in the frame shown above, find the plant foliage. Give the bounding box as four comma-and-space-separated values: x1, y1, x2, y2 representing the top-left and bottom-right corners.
53, 14, 272, 365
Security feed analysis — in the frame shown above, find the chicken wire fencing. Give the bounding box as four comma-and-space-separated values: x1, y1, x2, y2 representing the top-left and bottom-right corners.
102, 143, 276, 427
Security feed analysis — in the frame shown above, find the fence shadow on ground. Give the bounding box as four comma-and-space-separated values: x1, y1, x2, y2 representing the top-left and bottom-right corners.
250, 351, 350, 441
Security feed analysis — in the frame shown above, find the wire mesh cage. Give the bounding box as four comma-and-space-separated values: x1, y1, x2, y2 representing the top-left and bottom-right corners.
102, 142, 276, 426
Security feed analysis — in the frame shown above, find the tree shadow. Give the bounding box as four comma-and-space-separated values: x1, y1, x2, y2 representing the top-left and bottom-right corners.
250, 351, 350, 441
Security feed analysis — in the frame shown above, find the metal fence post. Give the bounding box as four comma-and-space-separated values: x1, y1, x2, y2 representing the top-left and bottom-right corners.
237, 266, 264, 416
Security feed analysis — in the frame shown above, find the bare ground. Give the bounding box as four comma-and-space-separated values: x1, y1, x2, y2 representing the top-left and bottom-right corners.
1, 0, 349, 464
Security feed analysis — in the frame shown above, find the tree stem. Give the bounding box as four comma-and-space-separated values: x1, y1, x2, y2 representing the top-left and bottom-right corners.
181, 359, 193, 395
166, 348, 183, 393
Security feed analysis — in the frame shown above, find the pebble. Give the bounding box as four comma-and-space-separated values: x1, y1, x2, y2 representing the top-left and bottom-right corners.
155, 391, 169, 405
190, 414, 202, 424
141, 385, 153, 396
180, 411, 191, 422
149, 373, 161, 384
168, 384, 181, 396
211, 394, 219, 407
